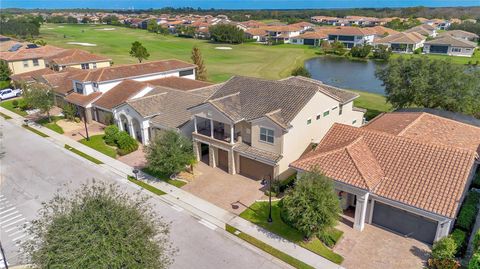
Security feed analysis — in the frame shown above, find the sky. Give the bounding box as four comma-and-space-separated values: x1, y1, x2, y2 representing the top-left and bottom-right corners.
1, 0, 478, 9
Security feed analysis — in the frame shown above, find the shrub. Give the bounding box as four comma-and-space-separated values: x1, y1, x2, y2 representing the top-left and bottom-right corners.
428, 258, 460, 269
115, 131, 138, 155
456, 191, 480, 230
450, 229, 467, 256
291, 66, 311, 78
472, 174, 480, 189
62, 103, 77, 121
12, 100, 18, 108
350, 44, 372, 58
432, 237, 457, 260
318, 228, 343, 248
414, 47, 423, 54
469, 253, 480, 269
473, 229, 480, 251
104, 125, 119, 146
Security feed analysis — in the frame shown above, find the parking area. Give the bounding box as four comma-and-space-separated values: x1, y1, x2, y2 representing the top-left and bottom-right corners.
182, 162, 266, 215
334, 218, 431, 269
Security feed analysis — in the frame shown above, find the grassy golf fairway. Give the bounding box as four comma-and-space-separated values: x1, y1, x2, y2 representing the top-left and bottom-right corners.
40, 24, 319, 83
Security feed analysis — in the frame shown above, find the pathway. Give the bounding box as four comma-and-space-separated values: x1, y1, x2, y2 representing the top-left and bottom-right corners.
1, 107, 343, 269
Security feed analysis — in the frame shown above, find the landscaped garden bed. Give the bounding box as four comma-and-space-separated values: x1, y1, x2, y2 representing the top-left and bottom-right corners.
80, 134, 117, 158
36, 116, 65, 134
0, 98, 28, 116
240, 201, 344, 264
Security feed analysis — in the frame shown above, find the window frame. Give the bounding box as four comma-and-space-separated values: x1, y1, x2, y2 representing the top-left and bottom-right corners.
323, 110, 330, 117
259, 127, 274, 144
32, 59, 39, 66
23, 60, 29, 68
307, 118, 312, 125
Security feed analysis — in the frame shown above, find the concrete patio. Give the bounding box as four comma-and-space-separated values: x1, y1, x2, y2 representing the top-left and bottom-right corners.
182, 162, 266, 215
334, 218, 431, 269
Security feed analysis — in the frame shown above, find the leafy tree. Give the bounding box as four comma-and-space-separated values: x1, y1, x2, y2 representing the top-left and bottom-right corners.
147, 19, 159, 33
176, 25, 196, 38
376, 57, 480, 118
145, 130, 196, 175
34, 39, 47, 46
62, 103, 77, 121
66, 16, 78, 24
191, 46, 207, 81
372, 44, 392, 60
469, 253, 480, 269
432, 237, 457, 260
46, 15, 67, 24
209, 24, 245, 44
0, 60, 12, 81
24, 83, 55, 122
0, 19, 40, 37
158, 26, 170, 35
350, 44, 372, 58
102, 15, 119, 25
280, 169, 340, 239
22, 181, 174, 268
291, 66, 311, 78
331, 41, 346, 55
385, 18, 421, 31
81, 17, 90, 24
116, 131, 138, 155
130, 41, 150, 63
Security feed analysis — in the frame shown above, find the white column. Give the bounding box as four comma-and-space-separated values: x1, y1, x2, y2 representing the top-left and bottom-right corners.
141, 127, 149, 145
210, 119, 214, 138
193, 116, 198, 133
354, 192, 369, 231
128, 120, 135, 139
230, 124, 234, 144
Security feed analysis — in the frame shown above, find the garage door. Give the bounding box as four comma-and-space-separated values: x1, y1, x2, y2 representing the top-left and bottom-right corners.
217, 149, 228, 172
239, 156, 274, 181
304, 39, 315, 45
372, 202, 437, 244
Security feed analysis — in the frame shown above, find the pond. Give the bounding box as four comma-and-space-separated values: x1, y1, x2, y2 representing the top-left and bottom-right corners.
305, 56, 386, 95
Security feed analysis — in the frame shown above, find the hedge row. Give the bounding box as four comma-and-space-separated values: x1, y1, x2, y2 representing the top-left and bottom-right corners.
103, 125, 138, 155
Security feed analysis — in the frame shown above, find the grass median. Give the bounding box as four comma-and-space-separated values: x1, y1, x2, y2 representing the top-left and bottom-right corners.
80, 134, 117, 158
64, 144, 103, 164
141, 167, 187, 188
36, 116, 65, 134
226, 224, 315, 269
240, 201, 344, 264
127, 176, 166, 195
0, 112, 12, 119
22, 124, 49, 137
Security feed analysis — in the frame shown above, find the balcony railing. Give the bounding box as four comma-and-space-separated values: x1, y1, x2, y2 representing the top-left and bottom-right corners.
197, 127, 238, 143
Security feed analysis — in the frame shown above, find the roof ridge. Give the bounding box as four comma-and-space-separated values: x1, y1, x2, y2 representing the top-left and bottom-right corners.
209, 91, 240, 102
128, 91, 168, 103
344, 137, 384, 190
396, 113, 425, 136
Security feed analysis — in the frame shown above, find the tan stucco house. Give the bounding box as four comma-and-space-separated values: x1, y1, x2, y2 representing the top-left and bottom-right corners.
188, 76, 365, 181
291, 111, 480, 244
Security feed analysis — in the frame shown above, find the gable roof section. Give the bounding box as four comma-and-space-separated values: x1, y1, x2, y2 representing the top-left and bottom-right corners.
291, 122, 477, 218
327, 26, 376, 36
70, 59, 196, 83
0, 45, 65, 61
65, 92, 102, 107
425, 35, 477, 48
93, 80, 149, 110
40, 68, 88, 95
10, 68, 56, 82
374, 32, 425, 44
46, 49, 111, 65
438, 30, 479, 39
145, 76, 213, 91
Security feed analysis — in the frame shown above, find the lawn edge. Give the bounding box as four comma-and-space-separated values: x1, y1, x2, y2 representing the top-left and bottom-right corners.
126, 176, 166, 195
64, 144, 103, 164
225, 224, 315, 269
22, 125, 49, 137
0, 112, 12, 119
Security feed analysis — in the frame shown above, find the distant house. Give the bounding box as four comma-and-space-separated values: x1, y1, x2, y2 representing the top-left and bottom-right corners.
438, 30, 479, 42
327, 27, 376, 48
290, 31, 329, 46
423, 35, 477, 57
263, 25, 304, 43
0, 45, 64, 75
374, 32, 426, 53
244, 28, 268, 43
405, 24, 437, 38
291, 111, 480, 244
45, 49, 111, 71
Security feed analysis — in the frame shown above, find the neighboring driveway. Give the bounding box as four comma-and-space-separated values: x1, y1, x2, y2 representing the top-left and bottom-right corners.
182, 162, 266, 215
59, 120, 106, 141
334, 220, 430, 269
117, 144, 147, 168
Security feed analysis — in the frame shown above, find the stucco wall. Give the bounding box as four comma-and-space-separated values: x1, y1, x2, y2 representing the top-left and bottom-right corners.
8, 59, 46, 75
250, 117, 284, 154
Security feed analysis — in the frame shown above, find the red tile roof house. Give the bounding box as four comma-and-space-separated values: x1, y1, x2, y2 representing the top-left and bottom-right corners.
290, 111, 480, 244
63, 59, 197, 124
327, 27, 378, 48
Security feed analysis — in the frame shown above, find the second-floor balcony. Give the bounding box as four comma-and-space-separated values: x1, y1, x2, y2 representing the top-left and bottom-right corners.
194, 116, 239, 144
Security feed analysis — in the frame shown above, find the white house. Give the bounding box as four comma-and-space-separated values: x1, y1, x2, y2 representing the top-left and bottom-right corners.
327, 27, 376, 48
423, 35, 477, 57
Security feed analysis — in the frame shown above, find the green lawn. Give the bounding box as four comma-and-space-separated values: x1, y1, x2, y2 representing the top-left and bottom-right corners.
141, 167, 187, 188
0, 98, 27, 116
64, 144, 103, 164
127, 176, 166, 195
226, 224, 314, 269
22, 124, 49, 137
79, 134, 117, 158
240, 201, 344, 264
350, 90, 392, 120
391, 50, 480, 65
36, 116, 64, 134
40, 24, 319, 83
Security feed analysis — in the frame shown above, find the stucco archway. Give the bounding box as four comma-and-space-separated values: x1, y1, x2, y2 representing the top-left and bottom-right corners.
119, 114, 130, 135
131, 118, 142, 143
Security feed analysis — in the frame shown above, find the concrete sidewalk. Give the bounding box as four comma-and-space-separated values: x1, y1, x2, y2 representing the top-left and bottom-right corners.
1, 107, 344, 269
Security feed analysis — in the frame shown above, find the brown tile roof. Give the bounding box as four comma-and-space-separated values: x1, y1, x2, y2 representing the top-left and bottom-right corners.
438, 30, 479, 40
365, 112, 480, 154
46, 49, 111, 65
65, 92, 102, 107
10, 68, 55, 82
93, 80, 149, 110
374, 32, 425, 45
425, 35, 477, 48
0, 45, 65, 61
40, 68, 88, 95
245, 28, 268, 36
234, 142, 283, 163
146, 76, 213, 91
291, 122, 477, 218
70, 59, 196, 83
263, 25, 303, 32
327, 26, 377, 36
369, 26, 400, 36
404, 24, 435, 36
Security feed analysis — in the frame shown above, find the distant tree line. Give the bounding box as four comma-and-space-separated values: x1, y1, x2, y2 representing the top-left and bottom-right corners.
0, 15, 42, 37
385, 18, 421, 31
449, 21, 480, 37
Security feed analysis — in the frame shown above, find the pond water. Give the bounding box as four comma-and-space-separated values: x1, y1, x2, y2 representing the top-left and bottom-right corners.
305, 56, 386, 95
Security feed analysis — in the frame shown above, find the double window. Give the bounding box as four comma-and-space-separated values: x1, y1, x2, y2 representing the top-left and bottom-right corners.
75, 82, 84, 94
81, 63, 90, 69
260, 127, 274, 144
179, 69, 194, 77
32, 59, 39, 66
323, 110, 330, 117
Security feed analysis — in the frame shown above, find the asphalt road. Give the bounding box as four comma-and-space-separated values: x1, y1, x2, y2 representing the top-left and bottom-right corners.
0, 118, 289, 269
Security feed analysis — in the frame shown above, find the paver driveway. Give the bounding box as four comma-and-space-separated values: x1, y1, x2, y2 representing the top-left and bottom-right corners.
182, 162, 266, 214
334, 218, 431, 269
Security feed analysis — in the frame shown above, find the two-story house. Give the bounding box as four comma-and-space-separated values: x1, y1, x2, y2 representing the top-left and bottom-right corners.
327, 27, 376, 48
188, 76, 365, 181
64, 60, 197, 123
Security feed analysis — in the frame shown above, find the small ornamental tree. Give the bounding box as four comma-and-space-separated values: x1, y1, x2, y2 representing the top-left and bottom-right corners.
281, 169, 341, 239
130, 41, 150, 63
62, 103, 77, 121
147, 19, 159, 33
331, 41, 346, 55
0, 60, 12, 81
291, 66, 311, 78
372, 44, 392, 60
145, 130, 196, 176
350, 44, 372, 58
191, 46, 207, 81
22, 181, 175, 268
24, 82, 55, 122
